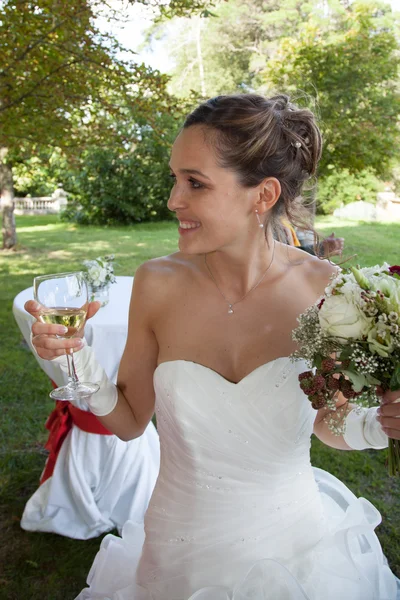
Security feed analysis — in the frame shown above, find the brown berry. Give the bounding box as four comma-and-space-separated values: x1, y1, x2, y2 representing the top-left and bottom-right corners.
299, 371, 313, 382
327, 376, 340, 391
300, 379, 313, 392
313, 375, 326, 391
339, 378, 352, 393
311, 395, 326, 409
321, 358, 336, 373
342, 389, 357, 399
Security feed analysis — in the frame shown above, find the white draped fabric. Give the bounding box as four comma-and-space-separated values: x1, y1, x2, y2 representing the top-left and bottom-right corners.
13, 277, 160, 539
76, 359, 400, 599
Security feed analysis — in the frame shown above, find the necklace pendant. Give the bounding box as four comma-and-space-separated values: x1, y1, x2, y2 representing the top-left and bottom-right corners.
228, 305, 234, 315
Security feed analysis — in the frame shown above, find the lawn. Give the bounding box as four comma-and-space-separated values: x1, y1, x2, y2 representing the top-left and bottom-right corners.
0, 214, 399, 599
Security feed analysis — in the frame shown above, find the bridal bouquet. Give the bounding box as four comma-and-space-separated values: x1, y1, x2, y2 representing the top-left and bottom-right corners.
291, 264, 400, 476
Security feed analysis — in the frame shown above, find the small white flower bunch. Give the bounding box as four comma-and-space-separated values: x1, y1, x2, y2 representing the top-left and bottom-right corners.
291, 263, 400, 475
83, 255, 117, 289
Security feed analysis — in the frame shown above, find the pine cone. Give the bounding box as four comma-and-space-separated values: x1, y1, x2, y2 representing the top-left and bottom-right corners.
321, 358, 336, 373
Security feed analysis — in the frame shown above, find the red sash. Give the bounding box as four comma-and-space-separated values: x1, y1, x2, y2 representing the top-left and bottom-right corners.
40, 383, 112, 484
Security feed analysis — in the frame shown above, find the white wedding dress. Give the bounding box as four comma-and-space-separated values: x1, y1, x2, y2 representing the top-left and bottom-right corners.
77, 358, 399, 600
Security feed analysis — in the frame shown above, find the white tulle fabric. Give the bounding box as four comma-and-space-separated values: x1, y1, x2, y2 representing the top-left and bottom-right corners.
77, 358, 399, 599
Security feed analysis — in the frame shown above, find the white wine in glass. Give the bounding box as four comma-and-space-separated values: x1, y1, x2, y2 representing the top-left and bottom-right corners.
33, 271, 100, 401
40, 307, 87, 337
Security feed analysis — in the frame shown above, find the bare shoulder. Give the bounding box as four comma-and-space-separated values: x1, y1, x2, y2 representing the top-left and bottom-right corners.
283, 245, 339, 298
133, 252, 197, 299
135, 252, 195, 281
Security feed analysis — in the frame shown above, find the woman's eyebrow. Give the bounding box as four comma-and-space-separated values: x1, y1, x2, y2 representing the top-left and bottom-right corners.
170, 167, 212, 181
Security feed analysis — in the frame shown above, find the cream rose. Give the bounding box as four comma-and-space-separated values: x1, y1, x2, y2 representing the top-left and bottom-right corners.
367, 326, 394, 357
318, 295, 373, 342
370, 276, 400, 312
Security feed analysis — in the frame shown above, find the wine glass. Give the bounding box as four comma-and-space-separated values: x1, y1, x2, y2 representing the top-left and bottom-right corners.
33, 271, 100, 401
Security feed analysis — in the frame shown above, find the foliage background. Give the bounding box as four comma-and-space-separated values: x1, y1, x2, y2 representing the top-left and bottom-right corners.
6, 0, 400, 222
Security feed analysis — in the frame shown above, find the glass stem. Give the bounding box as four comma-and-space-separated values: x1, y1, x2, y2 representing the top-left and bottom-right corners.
66, 351, 79, 389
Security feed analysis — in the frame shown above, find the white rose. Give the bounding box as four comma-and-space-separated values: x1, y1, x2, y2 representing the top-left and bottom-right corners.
97, 267, 108, 284
339, 279, 363, 303
88, 265, 103, 286
318, 294, 373, 342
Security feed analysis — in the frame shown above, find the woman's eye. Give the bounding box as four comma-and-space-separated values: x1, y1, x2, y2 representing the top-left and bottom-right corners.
189, 178, 203, 189
169, 173, 177, 184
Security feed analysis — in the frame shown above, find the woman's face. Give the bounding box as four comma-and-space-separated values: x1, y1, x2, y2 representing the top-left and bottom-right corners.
168, 125, 259, 255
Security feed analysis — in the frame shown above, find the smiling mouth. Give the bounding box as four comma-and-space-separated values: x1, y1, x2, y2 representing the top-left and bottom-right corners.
178, 221, 201, 230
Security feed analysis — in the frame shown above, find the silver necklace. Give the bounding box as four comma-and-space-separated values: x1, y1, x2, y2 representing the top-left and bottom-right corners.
204, 240, 276, 315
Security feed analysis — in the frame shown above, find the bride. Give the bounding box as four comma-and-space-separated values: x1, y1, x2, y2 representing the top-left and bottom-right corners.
28, 94, 400, 599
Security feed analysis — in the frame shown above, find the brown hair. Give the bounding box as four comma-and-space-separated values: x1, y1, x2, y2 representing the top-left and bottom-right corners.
183, 93, 322, 247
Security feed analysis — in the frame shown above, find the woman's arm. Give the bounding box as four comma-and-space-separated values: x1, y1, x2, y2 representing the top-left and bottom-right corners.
28, 262, 161, 441
100, 263, 160, 440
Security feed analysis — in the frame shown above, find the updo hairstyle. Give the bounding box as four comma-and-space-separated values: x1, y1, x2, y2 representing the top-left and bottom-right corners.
183, 94, 322, 246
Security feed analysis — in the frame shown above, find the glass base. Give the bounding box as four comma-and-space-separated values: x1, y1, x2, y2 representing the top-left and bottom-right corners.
49, 382, 100, 401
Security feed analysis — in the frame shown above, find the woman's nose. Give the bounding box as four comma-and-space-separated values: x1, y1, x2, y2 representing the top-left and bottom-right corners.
167, 184, 187, 212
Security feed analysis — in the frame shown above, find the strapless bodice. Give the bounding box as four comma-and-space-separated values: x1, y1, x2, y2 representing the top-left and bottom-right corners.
152, 357, 317, 499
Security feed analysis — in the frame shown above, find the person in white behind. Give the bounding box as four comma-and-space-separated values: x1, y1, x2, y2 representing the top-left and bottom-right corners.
27, 94, 400, 599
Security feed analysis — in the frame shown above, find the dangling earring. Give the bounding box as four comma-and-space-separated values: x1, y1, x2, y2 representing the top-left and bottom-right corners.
255, 209, 264, 228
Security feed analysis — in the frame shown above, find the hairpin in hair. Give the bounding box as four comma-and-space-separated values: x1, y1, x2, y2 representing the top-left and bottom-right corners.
291, 141, 302, 148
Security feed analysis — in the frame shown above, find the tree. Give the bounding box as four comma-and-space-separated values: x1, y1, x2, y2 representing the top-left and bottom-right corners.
262, 2, 400, 178
150, 0, 400, 192
0, 0, 210, 248
145, 0, 332, 97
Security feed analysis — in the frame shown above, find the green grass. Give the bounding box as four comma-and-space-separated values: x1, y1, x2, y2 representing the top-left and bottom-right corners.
0, 214, 399, 598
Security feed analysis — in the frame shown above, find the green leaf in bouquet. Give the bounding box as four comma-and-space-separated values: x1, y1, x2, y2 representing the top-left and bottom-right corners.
338, 347, 353, 361
341, 370, 377, 392
350, 267, 371, 291
389, 364, 400, 391
314, 354, 323, 370
365, 373, 382, 386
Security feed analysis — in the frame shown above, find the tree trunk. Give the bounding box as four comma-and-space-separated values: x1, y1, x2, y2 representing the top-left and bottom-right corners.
0, 152, 17, 249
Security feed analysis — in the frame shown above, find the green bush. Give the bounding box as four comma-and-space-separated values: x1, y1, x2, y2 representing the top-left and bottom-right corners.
63, 118, 179, 225
316, 168, 384, 215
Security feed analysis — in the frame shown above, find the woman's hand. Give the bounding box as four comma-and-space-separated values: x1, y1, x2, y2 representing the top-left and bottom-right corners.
376, 387, 400, 440
25, 300, 101, 361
